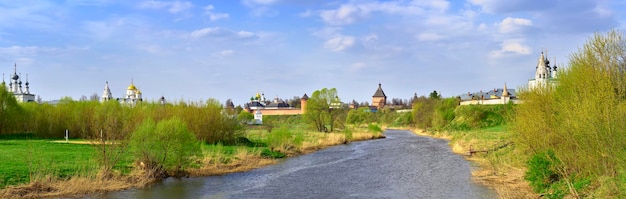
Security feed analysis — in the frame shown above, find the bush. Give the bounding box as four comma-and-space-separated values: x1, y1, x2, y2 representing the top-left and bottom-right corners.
446, 104, 513, 130
431, 98, 459, 129
525, 150, 561, 193
129, 118, 201, 178
367, 123, 383, 137
265, 127, 304, 152
514, 30, 626, 196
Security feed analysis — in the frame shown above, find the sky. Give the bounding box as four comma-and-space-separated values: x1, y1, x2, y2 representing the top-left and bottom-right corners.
0, 0, 625, 105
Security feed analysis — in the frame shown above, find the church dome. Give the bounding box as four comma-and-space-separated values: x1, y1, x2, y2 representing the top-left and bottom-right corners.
136, 89, 142, 94
127, 84, 137, 90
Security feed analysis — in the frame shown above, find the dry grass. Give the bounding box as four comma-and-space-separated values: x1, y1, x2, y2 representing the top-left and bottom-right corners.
471, 159, 536, 198
189, 155, 277, 176
0, 170, 150, 199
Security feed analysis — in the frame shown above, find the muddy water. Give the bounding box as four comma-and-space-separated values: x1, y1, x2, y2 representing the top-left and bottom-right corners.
97, 130, 496, 199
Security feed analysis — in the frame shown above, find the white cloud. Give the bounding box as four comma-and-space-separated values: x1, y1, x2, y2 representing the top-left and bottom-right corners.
242, 0, 280, 6
319, 1, 432, 26
204, 5, 229, 21
0, 46, 62, 57
220, 50, 235, 56
469, 0, 548, 14
497, 17, 532, 34
139, 1, 193, 14
324, 35, 355, 52
489, 39, 531, 58
190, 27, 259, 40
320, 4, 363, 26
417, 33, 443, 41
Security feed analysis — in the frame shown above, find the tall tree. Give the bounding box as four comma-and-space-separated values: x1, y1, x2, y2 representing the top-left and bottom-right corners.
429, 90, 441, 99
0, 84, 21, 134
304, 88, 343, 132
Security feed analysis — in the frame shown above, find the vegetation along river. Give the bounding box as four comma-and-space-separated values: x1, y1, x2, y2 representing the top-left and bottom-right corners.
97, 130, 496, 199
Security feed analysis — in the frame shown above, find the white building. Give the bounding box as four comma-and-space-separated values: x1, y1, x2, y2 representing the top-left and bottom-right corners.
3, 63, 35, 102
459, 83, 518, 105
101, 81, 113, 102
528, 51, 558, 90
100, 80, 142, 106
122, 81, 142, 105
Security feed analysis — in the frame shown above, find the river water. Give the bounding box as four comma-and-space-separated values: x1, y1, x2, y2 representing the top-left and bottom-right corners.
97, 130, 496, 199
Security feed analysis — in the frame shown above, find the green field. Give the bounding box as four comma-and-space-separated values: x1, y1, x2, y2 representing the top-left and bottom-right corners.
0, 138, 98, 188
0, 131, 276, 188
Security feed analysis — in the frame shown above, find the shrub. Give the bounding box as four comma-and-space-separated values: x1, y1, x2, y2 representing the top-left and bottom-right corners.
514, 30, 626, 196
525, 150, 561, 194
367, 123, 383, 137
129, 118, 201, 178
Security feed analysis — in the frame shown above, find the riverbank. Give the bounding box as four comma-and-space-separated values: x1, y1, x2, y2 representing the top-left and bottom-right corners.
0, 129, 384, 199
412, 127, 537, 198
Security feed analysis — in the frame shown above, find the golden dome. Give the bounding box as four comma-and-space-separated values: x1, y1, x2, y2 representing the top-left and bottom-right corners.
255, 92, 261, 99
127, 84, 137, 90
136, 90, 142, 94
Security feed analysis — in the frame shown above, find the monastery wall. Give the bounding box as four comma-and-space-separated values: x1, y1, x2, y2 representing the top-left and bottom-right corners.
253, 108, 303, 116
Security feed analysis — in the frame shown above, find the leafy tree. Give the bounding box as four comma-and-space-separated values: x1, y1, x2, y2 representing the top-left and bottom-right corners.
129, 118, 201, 178
0, 84, 22, 134
411, 96, 438, 129
346, 107, 374, 127
429, 90, 441, 99
237, 110, 254, 124
304, 88, 343, 132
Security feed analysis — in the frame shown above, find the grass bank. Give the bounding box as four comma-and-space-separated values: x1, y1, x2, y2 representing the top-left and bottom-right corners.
412, 126, 537, 198
0, 125, 384, 198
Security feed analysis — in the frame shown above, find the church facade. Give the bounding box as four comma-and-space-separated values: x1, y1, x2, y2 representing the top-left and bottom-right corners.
3, 64, 35, 102
101, 80, 143, 106
528, 51, 558, 89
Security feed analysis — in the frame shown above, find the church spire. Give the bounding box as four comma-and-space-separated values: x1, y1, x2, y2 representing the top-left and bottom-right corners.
502, 82, 509, 97
24, 74, 30, 94
102, 81, 113, 102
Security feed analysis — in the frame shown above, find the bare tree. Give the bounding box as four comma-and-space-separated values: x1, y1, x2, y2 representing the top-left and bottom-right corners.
90, 93, 100, 101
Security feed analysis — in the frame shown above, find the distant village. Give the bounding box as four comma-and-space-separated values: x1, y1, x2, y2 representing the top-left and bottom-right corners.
4, 51, 559, 117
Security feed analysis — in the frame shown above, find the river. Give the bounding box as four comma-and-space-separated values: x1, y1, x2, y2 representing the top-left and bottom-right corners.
96, 130, 496, 199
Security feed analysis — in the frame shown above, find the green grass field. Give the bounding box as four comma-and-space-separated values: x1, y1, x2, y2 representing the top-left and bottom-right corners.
0, 132, 273, 188
0, 139, 98, 188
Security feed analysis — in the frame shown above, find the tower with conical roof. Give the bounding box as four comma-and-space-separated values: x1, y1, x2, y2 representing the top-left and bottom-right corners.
372, 83, 387, 109
101, 81, 113, 102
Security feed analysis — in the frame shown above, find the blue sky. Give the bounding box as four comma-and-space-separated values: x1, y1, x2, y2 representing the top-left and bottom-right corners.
0, 0, 624, 105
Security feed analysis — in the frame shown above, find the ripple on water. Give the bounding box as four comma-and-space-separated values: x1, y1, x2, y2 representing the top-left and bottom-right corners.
96, 130, 496, 199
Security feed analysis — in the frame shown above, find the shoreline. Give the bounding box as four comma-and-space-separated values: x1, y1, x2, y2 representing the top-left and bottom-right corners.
410, 128, 536, 198
0, 131, 384, 199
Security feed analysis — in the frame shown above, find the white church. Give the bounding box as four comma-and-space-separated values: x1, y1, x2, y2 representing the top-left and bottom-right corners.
101, 80, 143, 106
528, 51, 559, 89
3, 63, 35, 102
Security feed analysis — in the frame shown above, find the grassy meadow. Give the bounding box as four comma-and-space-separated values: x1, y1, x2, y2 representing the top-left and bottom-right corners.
0, 138, 98, 188
0, 121, 385, 198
